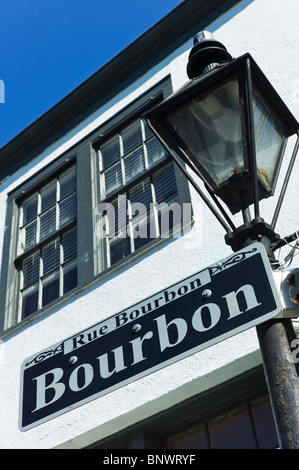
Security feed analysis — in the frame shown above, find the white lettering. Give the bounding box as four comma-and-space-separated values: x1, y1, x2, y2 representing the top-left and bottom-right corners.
130, 331, 154, 365
69, 363, 94, 392
192, 303, 221, 331
32, 367, 65, 412
223, 284, 261, 319
28, 280, 264, 419
155, 314, 187, 352
97, 346, 127, 378
103, 455, 138, 467
115, 312, 128, 328
148, 454, 196, 464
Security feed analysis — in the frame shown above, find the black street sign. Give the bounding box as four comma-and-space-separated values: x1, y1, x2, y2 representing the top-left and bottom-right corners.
20, 243, 282, 431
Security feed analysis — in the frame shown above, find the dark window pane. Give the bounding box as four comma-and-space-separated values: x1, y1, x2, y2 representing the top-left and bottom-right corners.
60, 167, 76, 199
153, 165, 177, 203
59, 193, 76, 227
43, 240, 60, 275
251, 397, 278, 449
124, 147, 145, 183
23, 253, 40, 287
40, 207, 56, 240
157, 197, 181, 237
41, 182, 56, 213
62, 230, 77, 262
132, 215, 154, 251
129, 178, 152, 207
209, 406, 256, 449
122, 121, 142, 155
23, 196, 38, 225
24, 220, 37, 249
22, 287, 38, 317
42, 274, 59, 307
100, 136, 120, 170
63, 265, 77, 294
103, 162, 122, 197
146, 137, 168, 167
168, 426, 209, 449
110, 237, 130, 265
110, 197, 128, 235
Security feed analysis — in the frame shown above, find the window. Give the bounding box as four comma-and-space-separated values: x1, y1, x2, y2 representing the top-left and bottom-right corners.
99, 119, 168, 199
168, 396, 278, 449
17, 165, 77, 318
0, 77, 191, 333
96, 117, 180, 268
87, 384, 279, 450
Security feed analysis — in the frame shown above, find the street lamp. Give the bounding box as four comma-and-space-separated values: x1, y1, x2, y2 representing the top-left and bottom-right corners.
146, 31, 299, 448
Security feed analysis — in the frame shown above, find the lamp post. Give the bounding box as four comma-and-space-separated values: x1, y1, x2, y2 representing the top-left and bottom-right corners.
146, 31, 299, 448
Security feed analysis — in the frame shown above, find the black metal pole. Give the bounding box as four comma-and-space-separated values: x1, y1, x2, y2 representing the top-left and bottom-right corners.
236, 193, 299, 448
256, 318, 299, 448
236, 216, 299, 448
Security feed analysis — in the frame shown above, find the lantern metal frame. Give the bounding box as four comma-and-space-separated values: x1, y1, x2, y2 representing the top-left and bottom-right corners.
146, 53, 299, 255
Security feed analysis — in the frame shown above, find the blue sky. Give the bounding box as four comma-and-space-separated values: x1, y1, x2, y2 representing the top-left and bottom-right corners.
0, 0, 181, 148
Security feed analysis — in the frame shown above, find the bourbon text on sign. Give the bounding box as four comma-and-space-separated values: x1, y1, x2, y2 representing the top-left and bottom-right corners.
20, 244, 281, 430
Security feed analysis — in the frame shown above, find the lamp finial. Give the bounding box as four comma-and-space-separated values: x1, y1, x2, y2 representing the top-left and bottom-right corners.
187, 30, 232, 79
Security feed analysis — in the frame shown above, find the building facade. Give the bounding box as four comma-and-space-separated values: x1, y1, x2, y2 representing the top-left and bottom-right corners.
0, 0, 298, 449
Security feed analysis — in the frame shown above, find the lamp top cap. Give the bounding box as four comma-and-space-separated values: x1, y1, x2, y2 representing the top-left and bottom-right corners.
187, 30, 232, 78
193, 31, 215, 45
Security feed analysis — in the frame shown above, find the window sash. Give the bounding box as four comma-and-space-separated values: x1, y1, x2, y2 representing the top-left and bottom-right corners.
99, 119, 169, 200
20, 228, 78, 317
17, 165, 78, 319
19, 166, 77, 254
98, 163, 179, 268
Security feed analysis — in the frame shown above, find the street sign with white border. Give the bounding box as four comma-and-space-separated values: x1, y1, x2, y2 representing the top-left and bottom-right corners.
20, 242, 282, 431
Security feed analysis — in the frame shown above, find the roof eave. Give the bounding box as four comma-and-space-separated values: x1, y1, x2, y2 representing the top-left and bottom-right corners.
0, 0, 238, 181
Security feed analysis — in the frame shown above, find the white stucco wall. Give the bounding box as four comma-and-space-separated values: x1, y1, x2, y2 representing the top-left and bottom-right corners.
0, 0, 298, 448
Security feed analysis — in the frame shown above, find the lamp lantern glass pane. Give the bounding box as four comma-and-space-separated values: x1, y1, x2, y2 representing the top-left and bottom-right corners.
252, 84, 285, 192
164, 75, 244, 189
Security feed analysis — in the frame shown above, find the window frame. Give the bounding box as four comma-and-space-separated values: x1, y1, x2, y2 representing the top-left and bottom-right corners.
0, 153, 83, 331
91, 76, 192, 274
0, 76, 192, 335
